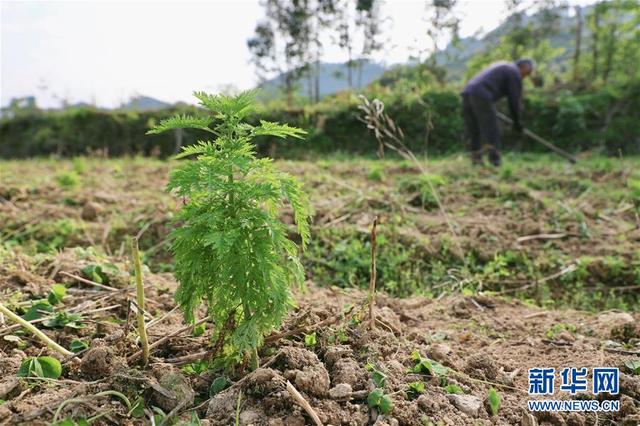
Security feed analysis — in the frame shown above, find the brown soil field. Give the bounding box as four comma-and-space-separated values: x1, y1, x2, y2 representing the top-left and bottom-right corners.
0, 156, 639, 425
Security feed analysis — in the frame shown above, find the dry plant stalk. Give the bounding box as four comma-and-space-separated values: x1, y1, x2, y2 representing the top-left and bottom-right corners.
358, 95, 466, 265
285, 380, 323, 425
0, 302, 74, 357
130, 236, 150, 366
369, 217, 378, 330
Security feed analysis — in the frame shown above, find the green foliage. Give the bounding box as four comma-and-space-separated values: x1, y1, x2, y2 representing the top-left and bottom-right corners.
411, 351, 449, 378
182, 360, 210, 376
71, 157, 86, 174
44, 311, 84, 329
365, 362, 387, 388
367, 388, 393, 414
192, 323, 206, 337
304, 332, 317, 347
150, 90, 311, 362
444, 384, 463, 394
81, 264, 111, 284
407, 381, 425, 399
398, 174, 447, 209
629, 179, 640, 203
210, 376, 229, 396
624, 360, 640, 375
487, 387, 501, 416
545, 323, 576, 339
47, 284, 67, 305
23, 300, 53, 321
69, 339, 88, 353
17, 356, 62, 379
56, 171, 80, 188
129, 398, 145, 418
3, 84, 640, 157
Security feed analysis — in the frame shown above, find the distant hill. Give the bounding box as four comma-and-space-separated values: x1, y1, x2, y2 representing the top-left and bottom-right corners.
258, 61, 386, 100
434, 4, 594, 81
117, 95, 172, 111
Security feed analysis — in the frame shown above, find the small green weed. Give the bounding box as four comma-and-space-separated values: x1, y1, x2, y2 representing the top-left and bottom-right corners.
545, 323, 576, 339
411, 351, 449, 378
487, 387, 501, 415
407, 381, 425, 399
367, 388, 393, 414
17, 356, 62, 379
624, 360, 640, 375
304, 332, 317, 347
69, 339, 88, 353
47, 284, 66, 305
444, 384, 463, 394
56, 171, 80, 188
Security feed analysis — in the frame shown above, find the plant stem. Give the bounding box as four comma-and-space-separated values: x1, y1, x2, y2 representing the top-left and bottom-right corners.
130, 236, 150, 366
242, 302, 259, 371
369, 217, 378, 331
0, 302, 74, 357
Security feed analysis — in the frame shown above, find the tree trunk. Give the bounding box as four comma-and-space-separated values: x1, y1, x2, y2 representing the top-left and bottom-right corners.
307, 70, 313, 101
314, 59, 320, 103
572, 6, 582, 82
347, 48, 353, 88
591, 7, 600, 80
285, 74, 293, 107
602, 26, 616, 82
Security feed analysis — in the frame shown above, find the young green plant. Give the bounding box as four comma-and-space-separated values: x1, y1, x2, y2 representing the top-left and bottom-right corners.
148, 90, 310, 370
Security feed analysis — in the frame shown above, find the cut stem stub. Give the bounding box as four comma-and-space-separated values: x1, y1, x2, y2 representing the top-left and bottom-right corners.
130, 236, 150, 366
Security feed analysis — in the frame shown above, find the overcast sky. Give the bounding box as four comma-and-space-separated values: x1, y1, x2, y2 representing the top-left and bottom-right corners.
1, 0, 595, 108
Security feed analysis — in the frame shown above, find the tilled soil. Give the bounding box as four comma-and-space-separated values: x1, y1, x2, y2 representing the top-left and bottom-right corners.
1, 157, 639, 425
0, 249, 638, 425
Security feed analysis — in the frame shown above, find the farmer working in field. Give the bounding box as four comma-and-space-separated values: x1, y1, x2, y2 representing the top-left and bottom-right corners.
461, 59, 534, 167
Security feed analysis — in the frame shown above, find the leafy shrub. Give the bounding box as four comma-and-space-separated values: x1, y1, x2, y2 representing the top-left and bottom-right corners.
148, 90, 311, 368
3, 83, 639, 158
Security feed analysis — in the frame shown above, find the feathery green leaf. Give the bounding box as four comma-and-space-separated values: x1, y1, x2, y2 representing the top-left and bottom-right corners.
154, 90, 310, 365
146, 114, 214, 135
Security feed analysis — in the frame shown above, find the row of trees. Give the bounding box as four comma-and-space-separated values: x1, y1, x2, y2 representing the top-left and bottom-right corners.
247, 0, 384, 103
466, 0, 639, 90
248, 0, 640, 102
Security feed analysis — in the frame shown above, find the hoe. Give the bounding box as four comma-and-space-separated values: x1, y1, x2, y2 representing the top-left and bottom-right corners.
497, 111, 578, 164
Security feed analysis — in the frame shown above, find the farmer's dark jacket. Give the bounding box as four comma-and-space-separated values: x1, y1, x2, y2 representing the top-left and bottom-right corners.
462, 61, 522, 124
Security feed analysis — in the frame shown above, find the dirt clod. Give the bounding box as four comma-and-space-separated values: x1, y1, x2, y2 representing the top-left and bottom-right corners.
520, 410, 538, 426
447, 394, 482, 417
329, 382, 352, 399
464, 353, 499, 380
80, 345, 116, 379
81, 201, 102, 220
152, 366, 195, 412
207, 389, 239, 422
330, 357, 368, 390
611, 322, 640, 342
0, 377, 21, 400
280, 347, 330, 396
427, 343, 452, 363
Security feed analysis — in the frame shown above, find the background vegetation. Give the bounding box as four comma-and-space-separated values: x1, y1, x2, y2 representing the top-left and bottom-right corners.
2, 0, 639, 158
